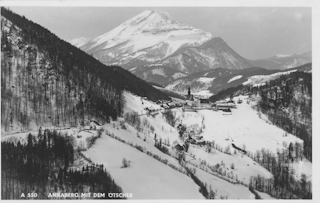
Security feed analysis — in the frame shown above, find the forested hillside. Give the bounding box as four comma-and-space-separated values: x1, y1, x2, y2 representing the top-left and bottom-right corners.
257, 71, 312, 161
209, 69, 312, 162
1, 129, 124, 199
206, 69, 312, 199
1, 8, 169, 132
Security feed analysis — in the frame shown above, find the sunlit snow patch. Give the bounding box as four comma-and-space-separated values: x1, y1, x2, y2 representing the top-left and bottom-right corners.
228, 75, 243, 83
243, 70, 297, 86
151, 68, 166, 76
197, 77, 215, 84
172, 72, 187, 79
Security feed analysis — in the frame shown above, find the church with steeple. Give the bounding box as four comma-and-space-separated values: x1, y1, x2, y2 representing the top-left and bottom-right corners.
185, 86, 194, 101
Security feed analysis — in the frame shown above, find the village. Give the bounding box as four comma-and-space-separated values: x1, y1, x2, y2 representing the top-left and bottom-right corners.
151, 86, 242, 114
140, 86, 248, 161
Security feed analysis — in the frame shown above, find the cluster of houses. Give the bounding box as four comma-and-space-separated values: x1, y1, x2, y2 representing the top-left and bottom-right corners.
172, 134, 206, 152
183, 94, 212, 111
172, 123, 206, 152
156, 100, 183, 109
183, 86, 244, 113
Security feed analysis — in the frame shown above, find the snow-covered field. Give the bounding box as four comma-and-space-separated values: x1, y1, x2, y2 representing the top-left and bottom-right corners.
83, 134, 204, 199
189, 163, 255, 199
123, 92, 180, 142
187, 146, 273, 185
178, 95, 303, 154
102, 122, 182, 170
176, 95, 311, 181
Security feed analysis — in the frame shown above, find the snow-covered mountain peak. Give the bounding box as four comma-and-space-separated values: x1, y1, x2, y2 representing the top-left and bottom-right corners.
128, 9, 174, 26
72, 9, 255, 73
78, 9, 213, 62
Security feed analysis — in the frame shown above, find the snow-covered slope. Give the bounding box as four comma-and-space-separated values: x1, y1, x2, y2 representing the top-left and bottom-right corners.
83, 134, 204, 199
122, 93, 277, 182
72, 9, 254, 74
78, 10, 211, 66
198, 96, 303, 154
242, 70, 297, 86
165, 76, 216, 96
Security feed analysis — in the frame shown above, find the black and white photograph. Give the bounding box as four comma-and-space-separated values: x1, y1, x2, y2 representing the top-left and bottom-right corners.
1, 0, 319, 200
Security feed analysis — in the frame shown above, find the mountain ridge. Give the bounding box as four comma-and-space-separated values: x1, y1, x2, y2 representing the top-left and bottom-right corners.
248, 51, 311, 70
164, 63, 312, 97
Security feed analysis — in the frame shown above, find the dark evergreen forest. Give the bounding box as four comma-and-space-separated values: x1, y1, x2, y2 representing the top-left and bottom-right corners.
1, 129, 124, 199
256, 71, 312, 162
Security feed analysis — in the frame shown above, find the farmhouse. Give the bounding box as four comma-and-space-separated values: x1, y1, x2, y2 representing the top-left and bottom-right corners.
173, 140, 185, 151
199, 98, 210, 104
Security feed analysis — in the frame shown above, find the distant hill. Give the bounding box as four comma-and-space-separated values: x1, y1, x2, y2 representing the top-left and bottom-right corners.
131, 64, 188, 86
164, 63, 311, 96
248, 51, 311, 70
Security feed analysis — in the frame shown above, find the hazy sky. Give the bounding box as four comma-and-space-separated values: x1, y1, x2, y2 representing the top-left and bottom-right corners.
8, 6, 311, 60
